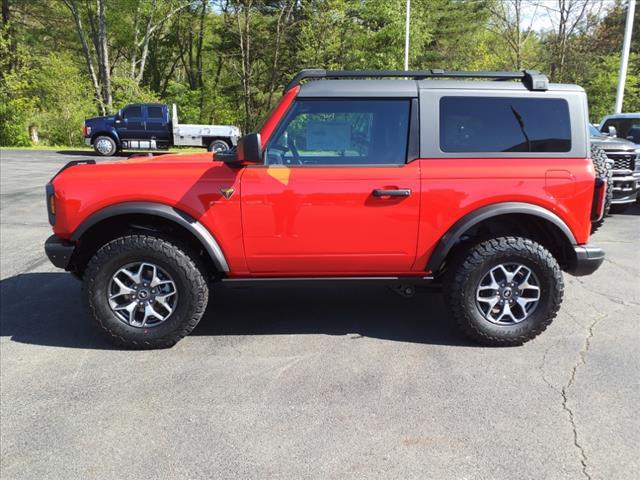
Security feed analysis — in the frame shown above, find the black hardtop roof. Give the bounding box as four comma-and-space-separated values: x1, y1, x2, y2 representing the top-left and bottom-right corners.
297, 78, 584, 98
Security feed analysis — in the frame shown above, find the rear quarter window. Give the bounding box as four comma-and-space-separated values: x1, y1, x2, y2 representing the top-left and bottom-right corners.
147, 106, 164, 119
440, 97, 571, 153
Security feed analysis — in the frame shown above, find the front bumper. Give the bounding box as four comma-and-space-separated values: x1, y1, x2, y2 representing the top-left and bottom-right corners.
567, 244, 605, 277
611, 172, 640, 204
45, 235, 76, 270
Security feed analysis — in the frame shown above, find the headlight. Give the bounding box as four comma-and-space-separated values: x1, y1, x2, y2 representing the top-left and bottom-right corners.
635, 149, 640, 172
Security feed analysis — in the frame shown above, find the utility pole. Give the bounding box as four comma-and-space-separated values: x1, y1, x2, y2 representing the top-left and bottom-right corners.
615, 0, 636, 113
404, 0, 411, 70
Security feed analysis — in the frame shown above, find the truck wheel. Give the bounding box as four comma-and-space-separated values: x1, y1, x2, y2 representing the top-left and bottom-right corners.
207, 139, 230, 153
444, 237, 563, 346
590, 144, 612, 233
94, 136, 117, 156
83, 234, 209, 349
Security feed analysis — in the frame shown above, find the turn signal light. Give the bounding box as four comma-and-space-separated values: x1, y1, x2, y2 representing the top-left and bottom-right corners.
49, 194, 56, 215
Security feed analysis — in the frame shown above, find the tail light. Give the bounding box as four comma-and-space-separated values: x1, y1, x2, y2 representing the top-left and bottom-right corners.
591, 177, 606, 222
82, 125, 87, 137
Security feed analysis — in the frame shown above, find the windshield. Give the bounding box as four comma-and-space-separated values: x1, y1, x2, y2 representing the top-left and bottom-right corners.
589, 124, 601, 136
601, 118, 640, 144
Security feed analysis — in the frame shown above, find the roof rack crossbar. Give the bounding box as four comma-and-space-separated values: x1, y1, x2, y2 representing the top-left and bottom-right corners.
285, 69, 549, 92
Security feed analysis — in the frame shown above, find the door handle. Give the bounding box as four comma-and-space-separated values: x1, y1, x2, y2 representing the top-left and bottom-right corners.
372, 189, 412, 197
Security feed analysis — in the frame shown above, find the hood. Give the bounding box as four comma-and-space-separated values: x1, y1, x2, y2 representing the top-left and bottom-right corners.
85, 114, 117, 125
590, 134, 636, 152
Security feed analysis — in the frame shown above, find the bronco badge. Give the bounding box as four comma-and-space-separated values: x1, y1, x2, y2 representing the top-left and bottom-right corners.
219, 187, 235, 199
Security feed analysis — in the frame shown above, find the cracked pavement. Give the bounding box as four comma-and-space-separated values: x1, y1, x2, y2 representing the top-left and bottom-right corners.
1, 149, 639, 479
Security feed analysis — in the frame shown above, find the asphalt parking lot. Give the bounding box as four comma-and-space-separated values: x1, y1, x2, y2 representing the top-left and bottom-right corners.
1, 148, 639, 480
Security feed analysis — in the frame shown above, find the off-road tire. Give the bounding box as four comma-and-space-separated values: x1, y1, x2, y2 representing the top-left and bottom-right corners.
207, 139, 231, 153
83, 234, 209, 349
93, 135, 118, 156
444, 237, 563, 346
590, 144, 613, 233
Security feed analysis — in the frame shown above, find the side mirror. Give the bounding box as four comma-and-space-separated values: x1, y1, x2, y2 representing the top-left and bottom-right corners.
607, 126, 617, 137
237, 133, 262, 164
218, 133, 262, 166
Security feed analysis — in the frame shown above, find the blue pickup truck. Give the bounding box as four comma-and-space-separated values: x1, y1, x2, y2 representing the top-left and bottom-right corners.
83, 103, 241, 156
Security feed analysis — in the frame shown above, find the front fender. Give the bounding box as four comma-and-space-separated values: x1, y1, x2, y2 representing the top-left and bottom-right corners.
71, 202, 229, 273
91, 127, 120, 145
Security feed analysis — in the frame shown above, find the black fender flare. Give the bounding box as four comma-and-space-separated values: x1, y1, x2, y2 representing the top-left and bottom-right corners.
426, 202, 577, 272
71, 202, 229, 272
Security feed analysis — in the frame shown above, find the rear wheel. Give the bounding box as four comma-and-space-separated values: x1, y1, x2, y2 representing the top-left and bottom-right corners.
83, 234, 209, 349
93, 135, 118, 156
207, 139, 231, 153
444, 237, 563, 346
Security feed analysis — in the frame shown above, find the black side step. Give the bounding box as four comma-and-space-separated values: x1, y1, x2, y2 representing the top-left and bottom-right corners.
221, 276, 434, 288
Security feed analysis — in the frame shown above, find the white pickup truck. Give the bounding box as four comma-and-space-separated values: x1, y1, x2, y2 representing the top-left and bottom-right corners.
82, 103, 241, 156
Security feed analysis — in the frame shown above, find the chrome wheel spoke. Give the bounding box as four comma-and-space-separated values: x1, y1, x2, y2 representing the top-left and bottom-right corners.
112, 300, 138, 324
120, 265, 142, 284
108, 277, 135, 301
142, 303, 163, 327
107, 261, 178, 329
476, 262, 541, 325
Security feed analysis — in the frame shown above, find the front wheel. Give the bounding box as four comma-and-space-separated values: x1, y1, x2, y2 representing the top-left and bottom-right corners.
83, 235, 209, 349
444, 237, 563, 346
207, 139, 231, 153
93, 135, 118, 156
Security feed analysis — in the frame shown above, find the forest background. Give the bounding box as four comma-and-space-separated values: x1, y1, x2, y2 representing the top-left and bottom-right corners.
0, 0, 638, 147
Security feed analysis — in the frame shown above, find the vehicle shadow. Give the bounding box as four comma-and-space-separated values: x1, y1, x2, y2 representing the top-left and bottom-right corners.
56, 150, 183, 157
0, 273, 472, 350
616, 203, 640, 216
56, 150, 127, 157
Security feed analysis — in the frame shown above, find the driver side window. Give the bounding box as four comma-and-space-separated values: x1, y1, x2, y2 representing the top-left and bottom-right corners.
265, 99, 410, 166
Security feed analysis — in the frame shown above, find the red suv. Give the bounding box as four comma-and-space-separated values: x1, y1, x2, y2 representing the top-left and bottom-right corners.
44, 70, 606, 349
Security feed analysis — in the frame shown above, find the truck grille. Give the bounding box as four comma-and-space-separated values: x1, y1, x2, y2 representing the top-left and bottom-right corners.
606, 152, 635, 171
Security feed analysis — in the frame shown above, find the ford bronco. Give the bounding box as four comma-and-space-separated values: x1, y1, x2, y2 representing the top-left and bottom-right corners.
45, 69, 607, 349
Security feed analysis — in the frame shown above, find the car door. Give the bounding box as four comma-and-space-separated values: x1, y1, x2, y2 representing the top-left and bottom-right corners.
145, 105, 171, 144
118, 105, 146, 140
241, 98, 421, 275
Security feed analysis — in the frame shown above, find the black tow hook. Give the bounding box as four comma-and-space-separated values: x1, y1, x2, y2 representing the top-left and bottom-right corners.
388, 284, 416, 298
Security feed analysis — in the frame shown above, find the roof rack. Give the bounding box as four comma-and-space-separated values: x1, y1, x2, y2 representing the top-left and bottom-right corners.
285, 69, 549, 92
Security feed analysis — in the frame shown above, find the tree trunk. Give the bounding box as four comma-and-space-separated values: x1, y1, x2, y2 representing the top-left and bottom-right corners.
96, 0, 112, 110
63, 0, 105, 115
135, 0, 157, 84
266, 1, 295, 110
237, 2, 253, 132
1, 0, 17, 73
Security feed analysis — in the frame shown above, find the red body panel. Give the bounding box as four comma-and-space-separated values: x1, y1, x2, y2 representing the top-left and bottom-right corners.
240, 162, 421, 275
50, 90, 595, 278
413, 157, 594, 272
52, 154, 251, 275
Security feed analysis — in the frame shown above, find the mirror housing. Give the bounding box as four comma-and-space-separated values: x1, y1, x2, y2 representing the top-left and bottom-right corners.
237, 133, 262, 164
607, 126, 617, 137
218, 133, 263, 166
